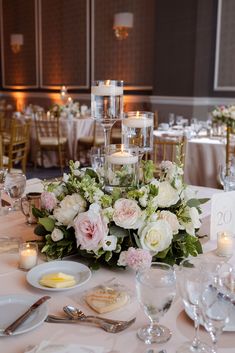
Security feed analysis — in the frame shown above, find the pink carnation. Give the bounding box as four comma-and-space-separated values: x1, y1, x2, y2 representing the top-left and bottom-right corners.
74, 208, 108, 251
41, 191, 57, 211
118, 247, 152, 271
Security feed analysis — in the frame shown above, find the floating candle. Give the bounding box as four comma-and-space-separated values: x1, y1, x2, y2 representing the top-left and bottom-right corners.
107, 150, 138, 165
91, 80, 123, 96
123, 112, 153, 128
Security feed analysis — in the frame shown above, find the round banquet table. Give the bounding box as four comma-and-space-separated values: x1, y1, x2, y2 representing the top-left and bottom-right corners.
0, 182, 235, 353
154, 130, 225, 188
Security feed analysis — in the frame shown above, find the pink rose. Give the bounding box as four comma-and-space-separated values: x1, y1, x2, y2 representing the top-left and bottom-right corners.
41, 191, 57, 211
74, 207, 108, 251
118, 247, 152, 271
113, 199, 142, 229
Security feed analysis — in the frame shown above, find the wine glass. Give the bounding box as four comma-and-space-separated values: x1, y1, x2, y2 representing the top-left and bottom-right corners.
136, 262, 176, 344
217, 164, 227, 187
90, 146, 105, 179
176, 257, 212, 353
168, 113, 175, 128
0, 168, 7, 215
4, 172, 26, 211
199, 265, 232, 353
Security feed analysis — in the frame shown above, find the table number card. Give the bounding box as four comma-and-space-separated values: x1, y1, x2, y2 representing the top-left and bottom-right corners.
210, 191, 235, 240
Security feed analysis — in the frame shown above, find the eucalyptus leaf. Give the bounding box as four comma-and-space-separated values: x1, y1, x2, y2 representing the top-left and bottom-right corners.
39, 217, 55, 232
109, 225, 129, 238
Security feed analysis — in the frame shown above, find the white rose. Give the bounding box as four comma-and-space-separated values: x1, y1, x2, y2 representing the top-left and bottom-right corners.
155, 181, 179, 207
139, 220, 173, 253
181, 186, 197, 201
51, 228, 64, 242
74, 161, 80, 169
231, 111, 235, 120
53, 193, 87, 226
113, 198, 142, 229
179, 206, 201, 235
159, 210, 180, 234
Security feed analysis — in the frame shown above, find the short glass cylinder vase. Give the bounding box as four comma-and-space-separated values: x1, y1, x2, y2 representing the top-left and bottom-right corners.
104, 144, 139, 193
122, 111, 154, 156
91, 80, 123, 146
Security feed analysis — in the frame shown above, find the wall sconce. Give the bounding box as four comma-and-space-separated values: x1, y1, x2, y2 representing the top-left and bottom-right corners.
113, 12, 134, 40
10, 34, 24, 54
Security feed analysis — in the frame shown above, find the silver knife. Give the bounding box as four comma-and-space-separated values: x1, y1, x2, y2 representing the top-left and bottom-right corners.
4, 295, 51, 335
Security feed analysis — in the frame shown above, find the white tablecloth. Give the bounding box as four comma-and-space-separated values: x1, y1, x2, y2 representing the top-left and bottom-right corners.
154, 130, 225, 188
1, 183, 235, 353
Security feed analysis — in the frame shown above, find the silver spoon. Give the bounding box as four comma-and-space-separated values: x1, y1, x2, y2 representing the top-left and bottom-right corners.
63, 305, 135, 325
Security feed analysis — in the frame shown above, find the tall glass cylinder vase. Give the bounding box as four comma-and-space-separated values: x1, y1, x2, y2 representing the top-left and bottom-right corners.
122, 111, 154, 157
91, 80, 123, 146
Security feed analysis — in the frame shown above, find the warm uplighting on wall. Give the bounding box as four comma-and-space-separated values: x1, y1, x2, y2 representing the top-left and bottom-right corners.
113, 12, 134, 40
10, 34, 24, 54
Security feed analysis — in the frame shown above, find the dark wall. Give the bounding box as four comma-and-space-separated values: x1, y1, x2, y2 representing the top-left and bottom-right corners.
0, 0, 225, 98
154, 0, 197, 96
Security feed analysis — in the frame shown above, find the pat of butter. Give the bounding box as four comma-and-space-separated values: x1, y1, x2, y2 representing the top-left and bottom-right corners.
39, 272, 76, 288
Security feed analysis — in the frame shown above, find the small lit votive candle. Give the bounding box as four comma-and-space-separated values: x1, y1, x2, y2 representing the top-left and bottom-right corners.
19, 242, 38, 270
217, 231, 234, 257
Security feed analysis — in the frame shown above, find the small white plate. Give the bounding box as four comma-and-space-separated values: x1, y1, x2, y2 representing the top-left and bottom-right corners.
184, 303, 235, 332
26, 261, 91, 291
0, 294, 48, 336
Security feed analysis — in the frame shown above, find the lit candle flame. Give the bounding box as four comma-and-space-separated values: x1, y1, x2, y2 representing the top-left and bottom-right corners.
136, 111, 140, 117
105, 80, 110, 86
121, 144, 124, 153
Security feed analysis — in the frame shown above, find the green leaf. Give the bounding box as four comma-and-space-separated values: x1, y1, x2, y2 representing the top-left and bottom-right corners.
32, 206, 45, 219
133, 233, 141, 248
198, 198, 209, 205
34, 224, 48, 236
39, 217, 55, 232
109, 225, 129, 238
105, 251, 112, 262
155, 246, 170, 259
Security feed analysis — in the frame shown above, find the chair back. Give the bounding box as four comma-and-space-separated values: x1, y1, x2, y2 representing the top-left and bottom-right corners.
34, 112, 62, 143
5, 120, 31, 173
153, 135, 186, 175
0, 135, 3, 168
0, 108, 14, 135
226, 126, 235, 174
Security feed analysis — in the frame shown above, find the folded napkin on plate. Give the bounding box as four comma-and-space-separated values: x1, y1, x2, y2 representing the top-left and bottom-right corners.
25, 341, 105, 353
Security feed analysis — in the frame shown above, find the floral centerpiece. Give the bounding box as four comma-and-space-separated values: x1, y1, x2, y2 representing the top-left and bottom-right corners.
33, 160, 207, 270
211, 105, 235, 128
50, 101, 80, 119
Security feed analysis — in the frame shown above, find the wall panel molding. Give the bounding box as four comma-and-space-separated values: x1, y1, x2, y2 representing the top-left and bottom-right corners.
0, 0, 39, 89
91, 0, 155, 90
214, 0, 235, 91
38, 0, 90, 89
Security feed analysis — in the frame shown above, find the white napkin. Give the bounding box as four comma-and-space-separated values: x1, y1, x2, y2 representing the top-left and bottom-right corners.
25, 341, 105, 353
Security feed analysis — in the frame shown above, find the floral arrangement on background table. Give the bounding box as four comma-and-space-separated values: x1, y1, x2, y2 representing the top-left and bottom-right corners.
50, 100, 81, 119
211, 105, 235, 128
33, 160, 207, 270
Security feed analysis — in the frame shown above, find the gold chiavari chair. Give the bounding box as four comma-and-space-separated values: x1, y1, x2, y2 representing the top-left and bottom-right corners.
34, 112, 68, 171
153, 135, 186, 177
225, 125, 235, 175
3, 119, 31, 173
0, 135, 3, 168
77, 121, 104, 163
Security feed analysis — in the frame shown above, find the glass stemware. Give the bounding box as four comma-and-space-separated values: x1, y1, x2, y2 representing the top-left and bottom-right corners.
91, 80, 123, 147
168, 113, 175, 128
199, 265, 232, 353
176, 257, 211, 353
4, 172, 26, 211
136, 262, 176, 344
0, 168, 7, 215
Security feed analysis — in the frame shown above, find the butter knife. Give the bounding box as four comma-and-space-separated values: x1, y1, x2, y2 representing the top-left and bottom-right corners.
4, 295, 51, 335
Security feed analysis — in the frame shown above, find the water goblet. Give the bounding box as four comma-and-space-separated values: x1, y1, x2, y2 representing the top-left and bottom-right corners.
4, 172, 26, 211
176, 257, 212, 353
0, 168, 7, 215
90, 146, 105, 179
199, 267, 232, 353
136, 262, 176, 344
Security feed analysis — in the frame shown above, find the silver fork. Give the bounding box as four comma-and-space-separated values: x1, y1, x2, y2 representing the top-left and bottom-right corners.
45, 315, 135, 333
